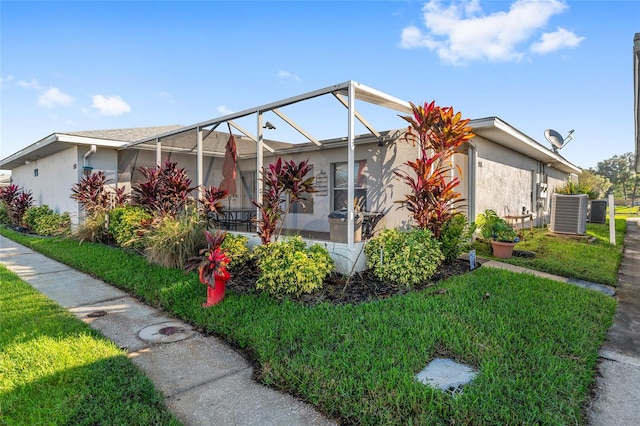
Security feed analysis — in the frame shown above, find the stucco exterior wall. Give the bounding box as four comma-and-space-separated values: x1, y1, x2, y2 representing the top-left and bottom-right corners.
473, 136, 570, 226
11, 146, 81, 221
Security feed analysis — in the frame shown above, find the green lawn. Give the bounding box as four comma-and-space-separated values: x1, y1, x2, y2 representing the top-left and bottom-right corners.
0, 265, 181, 426
0, 228, 617, 425
472, 220, 625, 286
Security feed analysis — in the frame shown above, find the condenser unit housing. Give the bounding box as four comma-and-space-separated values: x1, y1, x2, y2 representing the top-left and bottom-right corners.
550, 194, 588, 235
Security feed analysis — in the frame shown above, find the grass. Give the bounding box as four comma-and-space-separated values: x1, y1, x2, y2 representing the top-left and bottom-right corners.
0, 227, 617, 425
0, 265, 181, 426
473, 220, 625, 286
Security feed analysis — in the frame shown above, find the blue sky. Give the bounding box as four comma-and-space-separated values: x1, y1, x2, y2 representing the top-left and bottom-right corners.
1, 0, 638, 172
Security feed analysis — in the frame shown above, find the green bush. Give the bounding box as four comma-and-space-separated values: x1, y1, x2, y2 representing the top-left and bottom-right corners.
365, 227, 444, 286
144, 210, 206, 269
220, 233, 252, 272
439, 214, 476, 263
255, 236, 333, 296
0, 202, 11, 226
22, 205, 71, 236
109, 206, 152, 249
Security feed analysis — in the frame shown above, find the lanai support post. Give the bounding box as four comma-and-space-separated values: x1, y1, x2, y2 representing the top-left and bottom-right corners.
196, 127, 203, 201
155, 138, 161, 166
347, 82, 356, 247
256, 112, 264, 223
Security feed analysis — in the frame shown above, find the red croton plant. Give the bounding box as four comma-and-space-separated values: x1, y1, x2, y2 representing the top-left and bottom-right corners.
395, 101, 474, 238
184, 230, 230, 288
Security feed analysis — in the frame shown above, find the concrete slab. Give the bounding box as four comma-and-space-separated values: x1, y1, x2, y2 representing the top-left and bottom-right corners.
165, 367, 336, 426
69, 297, 174, 352
16, 270, 128, 308
1, 252, 72, 275
415, 358, 477, 394
587, 358, 640, 426
128, 333, 254, 397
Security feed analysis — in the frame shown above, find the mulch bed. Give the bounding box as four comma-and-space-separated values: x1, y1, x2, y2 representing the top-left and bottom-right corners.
227, 258, 478, 306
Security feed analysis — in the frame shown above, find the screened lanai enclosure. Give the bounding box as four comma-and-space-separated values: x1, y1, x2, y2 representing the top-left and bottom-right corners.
117, 81, 418, 273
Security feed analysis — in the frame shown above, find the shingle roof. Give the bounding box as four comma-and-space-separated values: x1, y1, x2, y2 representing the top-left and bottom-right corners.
62, 125, 184, 143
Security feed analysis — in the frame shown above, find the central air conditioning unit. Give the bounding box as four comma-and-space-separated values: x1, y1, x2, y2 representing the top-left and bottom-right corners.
550, 194, 588, 235
589, 199, 607, 224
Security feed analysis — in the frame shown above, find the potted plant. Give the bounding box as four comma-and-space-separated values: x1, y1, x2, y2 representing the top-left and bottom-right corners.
476, 209, 520, 259
184, 230, 231, 307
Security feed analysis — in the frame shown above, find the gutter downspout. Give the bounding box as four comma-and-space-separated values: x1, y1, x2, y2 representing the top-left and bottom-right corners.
467, 142, 476, 224
83, 144, 97, 173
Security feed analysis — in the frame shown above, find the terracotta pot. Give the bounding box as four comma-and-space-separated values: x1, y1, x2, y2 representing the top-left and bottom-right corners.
202, 271, 230, 307
491, 240, 516, 259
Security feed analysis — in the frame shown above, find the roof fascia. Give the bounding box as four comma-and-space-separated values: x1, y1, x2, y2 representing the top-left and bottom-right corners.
471, 117, 582, 175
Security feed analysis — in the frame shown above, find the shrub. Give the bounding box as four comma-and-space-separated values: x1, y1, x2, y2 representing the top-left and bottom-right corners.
365, 227, 443, 286
144, 209, 206, 269
255, 236, 333, 297
108, 206, 152, 249
439, 214, 476, 263
73, 208, 110, 244
220, 233, 252, 272
0, 202, 10, 226
22, 205, 71, 236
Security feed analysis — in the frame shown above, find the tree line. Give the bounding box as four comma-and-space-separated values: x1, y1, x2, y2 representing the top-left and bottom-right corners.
578, 152, 639, 205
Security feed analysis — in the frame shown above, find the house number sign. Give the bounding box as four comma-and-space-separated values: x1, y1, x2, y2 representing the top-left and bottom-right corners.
315, 170, 328, 196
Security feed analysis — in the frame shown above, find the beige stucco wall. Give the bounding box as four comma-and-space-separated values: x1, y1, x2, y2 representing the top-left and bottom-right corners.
473, 136, 570, 226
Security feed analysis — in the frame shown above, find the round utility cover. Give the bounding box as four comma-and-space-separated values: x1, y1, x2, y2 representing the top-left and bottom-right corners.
138, 321, 195, 343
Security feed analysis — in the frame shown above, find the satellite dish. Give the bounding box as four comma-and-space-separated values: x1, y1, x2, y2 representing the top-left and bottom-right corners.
544, 129, 574, 152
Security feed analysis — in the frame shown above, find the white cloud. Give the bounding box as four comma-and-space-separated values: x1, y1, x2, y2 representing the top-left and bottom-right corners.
400, 0, 579, 65
38, 87, 74, 108
17, 78, 43, 89
531, 27, 584, 54
217, 105, 234, 115
91, 95, 131, 116
278, 70, 301, 82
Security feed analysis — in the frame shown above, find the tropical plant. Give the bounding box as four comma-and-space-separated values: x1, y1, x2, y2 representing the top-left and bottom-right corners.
108, 205, 152, 249
70, 171, 128, 216
364, 227, 444, 286
184, 230, 230, 288
144, 208, 207, 269
0, 184, 20, 206
476, 209, 519, 243
10, 191, 33, 227
0, 202, 9, 226
200, 185, 228, 215
439, 214, 476, 264
254, 236, 333, 296
555, 180, 599, 199
395, 101, 474, 238
131, 158, 197, 218
252, 158, 316, 245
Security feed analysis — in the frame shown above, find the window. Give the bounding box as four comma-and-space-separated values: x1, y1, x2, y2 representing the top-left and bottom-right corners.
333, 160, 367, 211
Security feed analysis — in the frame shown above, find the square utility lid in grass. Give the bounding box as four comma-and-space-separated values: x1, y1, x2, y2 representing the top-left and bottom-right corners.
415, 358, 478, 395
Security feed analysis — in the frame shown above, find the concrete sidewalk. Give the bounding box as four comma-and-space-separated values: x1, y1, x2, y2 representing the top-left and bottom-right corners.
0, 235, 335, 426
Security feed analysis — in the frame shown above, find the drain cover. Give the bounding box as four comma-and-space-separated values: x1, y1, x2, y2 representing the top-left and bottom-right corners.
138, 321, 194, 343
87, 310, 108, 318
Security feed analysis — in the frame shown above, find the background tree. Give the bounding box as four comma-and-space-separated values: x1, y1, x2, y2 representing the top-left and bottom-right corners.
591, 152, 638, 204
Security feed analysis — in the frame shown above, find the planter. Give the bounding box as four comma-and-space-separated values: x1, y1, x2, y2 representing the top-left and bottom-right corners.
202, 270, 230, 307
491, 240, 516, 259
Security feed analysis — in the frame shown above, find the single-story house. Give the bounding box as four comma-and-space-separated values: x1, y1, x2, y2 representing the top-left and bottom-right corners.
0, 81, 580, 272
